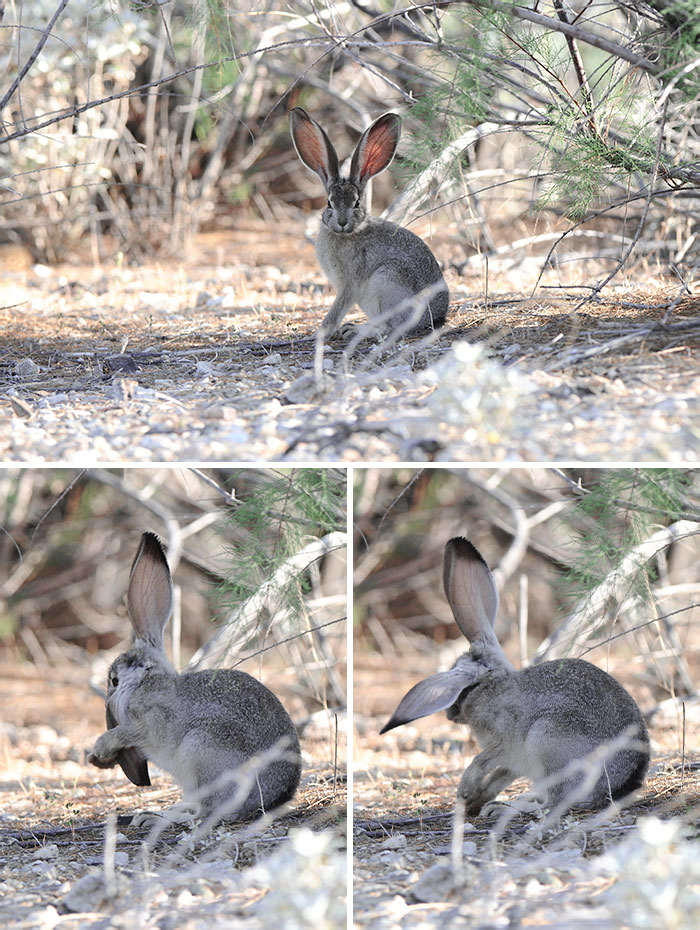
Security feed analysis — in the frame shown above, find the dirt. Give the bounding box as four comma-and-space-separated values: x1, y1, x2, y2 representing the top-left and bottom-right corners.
2, 220, 698, 463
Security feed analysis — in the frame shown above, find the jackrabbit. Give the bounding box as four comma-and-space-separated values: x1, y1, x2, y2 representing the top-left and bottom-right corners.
89, 532, 301, 823
381, 537, 649, 815
290, 107, 449, 337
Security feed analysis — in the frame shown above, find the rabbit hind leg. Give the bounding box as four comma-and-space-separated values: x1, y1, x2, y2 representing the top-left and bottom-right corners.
367, 268, 441, 334
526, 723, 611, 811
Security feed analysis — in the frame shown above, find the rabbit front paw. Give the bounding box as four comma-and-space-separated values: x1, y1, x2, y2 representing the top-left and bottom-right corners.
88, 749, 118, 769
88, 730, 123, 768
480, 796, 543, 820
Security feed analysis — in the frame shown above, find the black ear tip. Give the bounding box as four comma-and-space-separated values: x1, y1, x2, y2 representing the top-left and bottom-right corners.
379, 718, 398, 735
135, 532, 168, 569
446, 537, 487, 566
141, 531, 165, 552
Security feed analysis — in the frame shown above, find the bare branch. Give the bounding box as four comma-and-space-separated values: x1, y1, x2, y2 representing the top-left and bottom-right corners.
0, 0, 69, 113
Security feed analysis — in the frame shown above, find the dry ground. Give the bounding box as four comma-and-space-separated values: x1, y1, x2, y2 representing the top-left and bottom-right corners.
0, 661, 347, 929
2, 221, 699, 463
353, 652, 700, 929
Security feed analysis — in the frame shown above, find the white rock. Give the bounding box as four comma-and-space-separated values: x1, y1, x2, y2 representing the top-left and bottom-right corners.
32, 844, 59, 860
378, 834, 407, 851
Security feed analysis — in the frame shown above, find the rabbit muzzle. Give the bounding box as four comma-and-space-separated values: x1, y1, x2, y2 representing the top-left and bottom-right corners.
323, 180, 365, 235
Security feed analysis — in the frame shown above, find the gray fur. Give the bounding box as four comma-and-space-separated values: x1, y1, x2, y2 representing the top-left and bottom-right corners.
382, 537, 650, 815
89, 532, 301, 821
290, 107, 449, 336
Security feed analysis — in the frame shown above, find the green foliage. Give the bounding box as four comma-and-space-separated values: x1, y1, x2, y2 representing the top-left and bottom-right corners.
218, 469, 345, 633
562, 469, 695, 608
0, 610, 20, 642
400, 1, 696, 229
535, 119, 658, 219
187, 0, 235, 55
401, 14, 498, 185
650, 1, 700, 97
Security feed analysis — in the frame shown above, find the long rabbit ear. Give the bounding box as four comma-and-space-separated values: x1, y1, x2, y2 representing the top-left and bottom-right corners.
380, 664, 487, 733
127, 532, 173, 649
349, 113, 401, 190
290, 107, 340, 189
443, 538, 502, 650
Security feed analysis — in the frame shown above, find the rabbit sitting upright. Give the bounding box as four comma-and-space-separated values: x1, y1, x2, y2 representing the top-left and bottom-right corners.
88, 532, 301, 824
381, 537, 649, 816
290, 107, 449, 338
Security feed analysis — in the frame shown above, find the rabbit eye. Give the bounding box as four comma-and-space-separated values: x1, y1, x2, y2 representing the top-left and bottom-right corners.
354, 198, 360, 208
110, 673, 118, 688
327, 199, 332, 208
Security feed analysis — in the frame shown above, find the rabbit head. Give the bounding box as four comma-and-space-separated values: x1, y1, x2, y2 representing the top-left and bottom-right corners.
290, 107, 400, 236
102, 532, 174, 787
381, 538, 512, 733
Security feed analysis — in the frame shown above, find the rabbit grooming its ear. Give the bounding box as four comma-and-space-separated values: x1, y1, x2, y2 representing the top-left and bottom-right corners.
89, 532, 301, 826
382, 538, 650, 817
290, 107, 449, 338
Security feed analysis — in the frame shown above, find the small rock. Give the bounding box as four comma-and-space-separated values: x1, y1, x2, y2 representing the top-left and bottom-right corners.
15, 357, 40, 378
378, 834, 407, 851
43, 393, 69, 406
107, 378, 139, 401
104, 354, 138, 373
195, 291, 214, 309
434, 840, 477, 856
61, 871, 131, 913
31, 861, 55, 874
32, 843, 59, 860
285, 373, 331, 404
6, 395, 34, 418
410, 862, 463, 903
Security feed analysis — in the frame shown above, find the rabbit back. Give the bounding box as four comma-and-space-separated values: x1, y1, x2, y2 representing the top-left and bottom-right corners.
317, 216, 449, 332
450, 657, 649, 807
117, 665, 301, 817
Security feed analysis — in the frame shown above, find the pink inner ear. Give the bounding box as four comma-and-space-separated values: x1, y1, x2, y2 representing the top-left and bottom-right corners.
296, 123, 327, 179
360, 123, 396, 181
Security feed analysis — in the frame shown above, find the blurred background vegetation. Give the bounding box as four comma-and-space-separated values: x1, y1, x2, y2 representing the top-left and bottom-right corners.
354, 467, 700, 717
1, 1, 697, 287
0, 467, 347, 723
